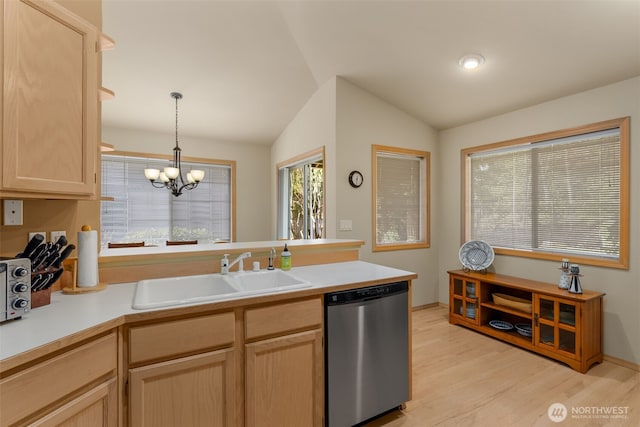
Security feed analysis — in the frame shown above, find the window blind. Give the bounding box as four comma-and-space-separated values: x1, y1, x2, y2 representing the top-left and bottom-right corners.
469, 128, 621, 258
101, 155, 231, 246
376, 154, 424, 245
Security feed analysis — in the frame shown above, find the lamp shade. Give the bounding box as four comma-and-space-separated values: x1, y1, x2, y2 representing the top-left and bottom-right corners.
144, 168, 160, 181
164, 167, 180, 180
190, 169, 205, 182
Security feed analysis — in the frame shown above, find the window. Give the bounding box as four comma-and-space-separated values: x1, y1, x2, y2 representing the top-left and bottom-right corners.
277, 148, 324, 240
372, 145, 430, 251
462, 117, 629, 269
101, 153, 234, 246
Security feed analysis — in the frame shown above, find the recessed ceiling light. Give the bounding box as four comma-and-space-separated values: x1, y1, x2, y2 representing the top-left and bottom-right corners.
459, 54, 485, 70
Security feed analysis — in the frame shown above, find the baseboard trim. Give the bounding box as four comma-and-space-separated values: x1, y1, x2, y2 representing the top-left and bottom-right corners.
604, 354, 640, 372
412, 302, 440, 311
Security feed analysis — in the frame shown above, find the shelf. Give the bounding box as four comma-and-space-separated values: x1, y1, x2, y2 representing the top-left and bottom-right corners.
100, 142, 115, 152
98, 33, 115, 51
478, 324, 532, 345
481, 302, 532, 319
99, 87, 115, 101
539, 318, 577, 333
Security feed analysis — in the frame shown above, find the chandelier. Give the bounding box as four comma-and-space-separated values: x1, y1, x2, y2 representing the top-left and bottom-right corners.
143, 92, 205, 196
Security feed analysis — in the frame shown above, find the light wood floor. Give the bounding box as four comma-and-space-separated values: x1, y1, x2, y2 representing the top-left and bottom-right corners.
365, 306, 639, 427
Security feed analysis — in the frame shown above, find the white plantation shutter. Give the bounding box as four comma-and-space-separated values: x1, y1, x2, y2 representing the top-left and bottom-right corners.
469, 128, 621, 259
101, 155, 231, 246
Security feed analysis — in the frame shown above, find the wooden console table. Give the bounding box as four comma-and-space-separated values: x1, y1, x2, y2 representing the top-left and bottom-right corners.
448, 270, 604, 373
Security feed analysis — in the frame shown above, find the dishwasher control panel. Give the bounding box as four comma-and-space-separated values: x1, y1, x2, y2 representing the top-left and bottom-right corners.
326, 281, 408, 304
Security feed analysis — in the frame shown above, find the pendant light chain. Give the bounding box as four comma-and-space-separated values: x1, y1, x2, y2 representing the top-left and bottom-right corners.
174, 92, 180, 149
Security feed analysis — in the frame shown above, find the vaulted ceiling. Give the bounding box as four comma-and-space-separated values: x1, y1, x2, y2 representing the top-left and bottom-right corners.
101, 0, 640, 145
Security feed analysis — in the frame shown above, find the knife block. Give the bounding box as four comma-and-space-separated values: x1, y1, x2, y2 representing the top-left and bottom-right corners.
31, 288, 51, 308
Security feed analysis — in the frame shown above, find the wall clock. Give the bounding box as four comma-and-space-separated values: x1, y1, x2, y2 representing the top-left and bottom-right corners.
348, 170, 363, 188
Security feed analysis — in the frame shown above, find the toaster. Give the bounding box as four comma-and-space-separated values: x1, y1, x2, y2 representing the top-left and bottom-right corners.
0, 258, 31, 322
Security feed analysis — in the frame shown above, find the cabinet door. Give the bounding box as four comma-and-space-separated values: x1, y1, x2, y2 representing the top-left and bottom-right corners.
129, 349, 236, 427
29, 378, 117, 427
2, 0, 98, 197
449, 275, 479, 324
245, 329, 323, 427
534, 295, 581, 359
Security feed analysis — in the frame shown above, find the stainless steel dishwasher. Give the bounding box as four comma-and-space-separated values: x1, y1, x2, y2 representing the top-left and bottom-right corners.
325, 281, 409, 426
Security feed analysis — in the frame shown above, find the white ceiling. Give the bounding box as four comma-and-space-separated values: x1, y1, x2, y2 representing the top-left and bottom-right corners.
101, 0, 640, 145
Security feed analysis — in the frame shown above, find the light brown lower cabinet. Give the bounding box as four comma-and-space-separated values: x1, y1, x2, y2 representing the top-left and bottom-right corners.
125, 298, 324, 427
0, 333, 118, 427
244, 297, 324, 427
28, 378, 117, 427
128, 349, 236, 427
245, 329, 323, 427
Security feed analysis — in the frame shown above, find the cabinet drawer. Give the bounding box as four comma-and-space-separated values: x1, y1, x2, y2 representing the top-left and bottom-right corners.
245, 297, 322, 341
129, 312, 235, 365
0, 333, 117, 427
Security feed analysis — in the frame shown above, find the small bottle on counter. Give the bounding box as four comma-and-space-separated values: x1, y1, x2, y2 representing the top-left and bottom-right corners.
280, 244, 292, 271
558, 258, 570, 289
267, 248, 276, 270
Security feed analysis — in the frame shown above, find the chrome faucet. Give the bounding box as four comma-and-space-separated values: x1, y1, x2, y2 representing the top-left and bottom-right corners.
221, 252, 251, 275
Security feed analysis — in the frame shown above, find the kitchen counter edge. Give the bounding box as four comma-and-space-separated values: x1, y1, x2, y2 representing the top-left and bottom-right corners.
0, 261, 416, 372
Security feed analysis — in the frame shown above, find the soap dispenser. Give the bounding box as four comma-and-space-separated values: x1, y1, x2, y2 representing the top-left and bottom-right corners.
281, 244, 292, 271
267, 248, 276, 270
221, 254, 230, 275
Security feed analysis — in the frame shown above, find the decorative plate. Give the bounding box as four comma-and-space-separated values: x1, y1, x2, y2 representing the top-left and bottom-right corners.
489, 320, 514, 330
459, 240, 494, 271
515, 323, 532, 337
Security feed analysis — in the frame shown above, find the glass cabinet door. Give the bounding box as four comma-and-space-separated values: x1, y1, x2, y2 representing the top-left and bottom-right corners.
534, 295, 579, 358
450, 276, 479, 324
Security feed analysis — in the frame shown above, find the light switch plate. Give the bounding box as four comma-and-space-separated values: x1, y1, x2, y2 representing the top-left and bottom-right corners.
339, 219, 353, 231
3, 200, 23, 225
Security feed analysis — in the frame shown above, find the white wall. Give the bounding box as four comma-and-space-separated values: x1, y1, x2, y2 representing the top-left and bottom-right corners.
102, 126, 271, 242
438, 77, 640, 364
270, 78, 338, 239
271, 77, 440, 307
335, 78, 440, 306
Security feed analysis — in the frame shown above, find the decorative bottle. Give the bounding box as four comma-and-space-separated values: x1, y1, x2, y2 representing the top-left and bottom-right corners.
568, 264, 583, 294
558, 258, 570, 289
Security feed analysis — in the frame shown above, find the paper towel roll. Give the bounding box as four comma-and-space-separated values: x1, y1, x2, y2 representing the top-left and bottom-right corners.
77, 228, 99, 287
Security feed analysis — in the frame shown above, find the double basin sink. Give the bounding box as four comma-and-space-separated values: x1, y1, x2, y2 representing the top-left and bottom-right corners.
132, 269, 311, 310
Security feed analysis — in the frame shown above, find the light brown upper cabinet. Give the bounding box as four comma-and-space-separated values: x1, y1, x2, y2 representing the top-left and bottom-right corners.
1, 0, 101, 198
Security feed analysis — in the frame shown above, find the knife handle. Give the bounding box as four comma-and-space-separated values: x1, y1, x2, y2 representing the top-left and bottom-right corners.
53, 235, 67, 251
44, 268, 64, 289
53, 244, 75, 269
17, 234, 45, 258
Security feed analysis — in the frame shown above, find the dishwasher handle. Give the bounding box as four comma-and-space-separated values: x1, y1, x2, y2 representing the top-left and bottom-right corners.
325, 281, 408, 305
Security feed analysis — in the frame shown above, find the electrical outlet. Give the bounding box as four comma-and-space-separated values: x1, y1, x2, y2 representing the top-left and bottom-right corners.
29, 231, 46, 242
51, 231, 66, 242
3, 200, 23, 226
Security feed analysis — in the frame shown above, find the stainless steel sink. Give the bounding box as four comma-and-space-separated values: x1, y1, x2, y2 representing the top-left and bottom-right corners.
132, 274, 239, 309
132, 270, 311, 310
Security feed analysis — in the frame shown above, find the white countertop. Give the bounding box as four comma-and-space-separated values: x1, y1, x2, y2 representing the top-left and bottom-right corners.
0, 261, 415, 362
